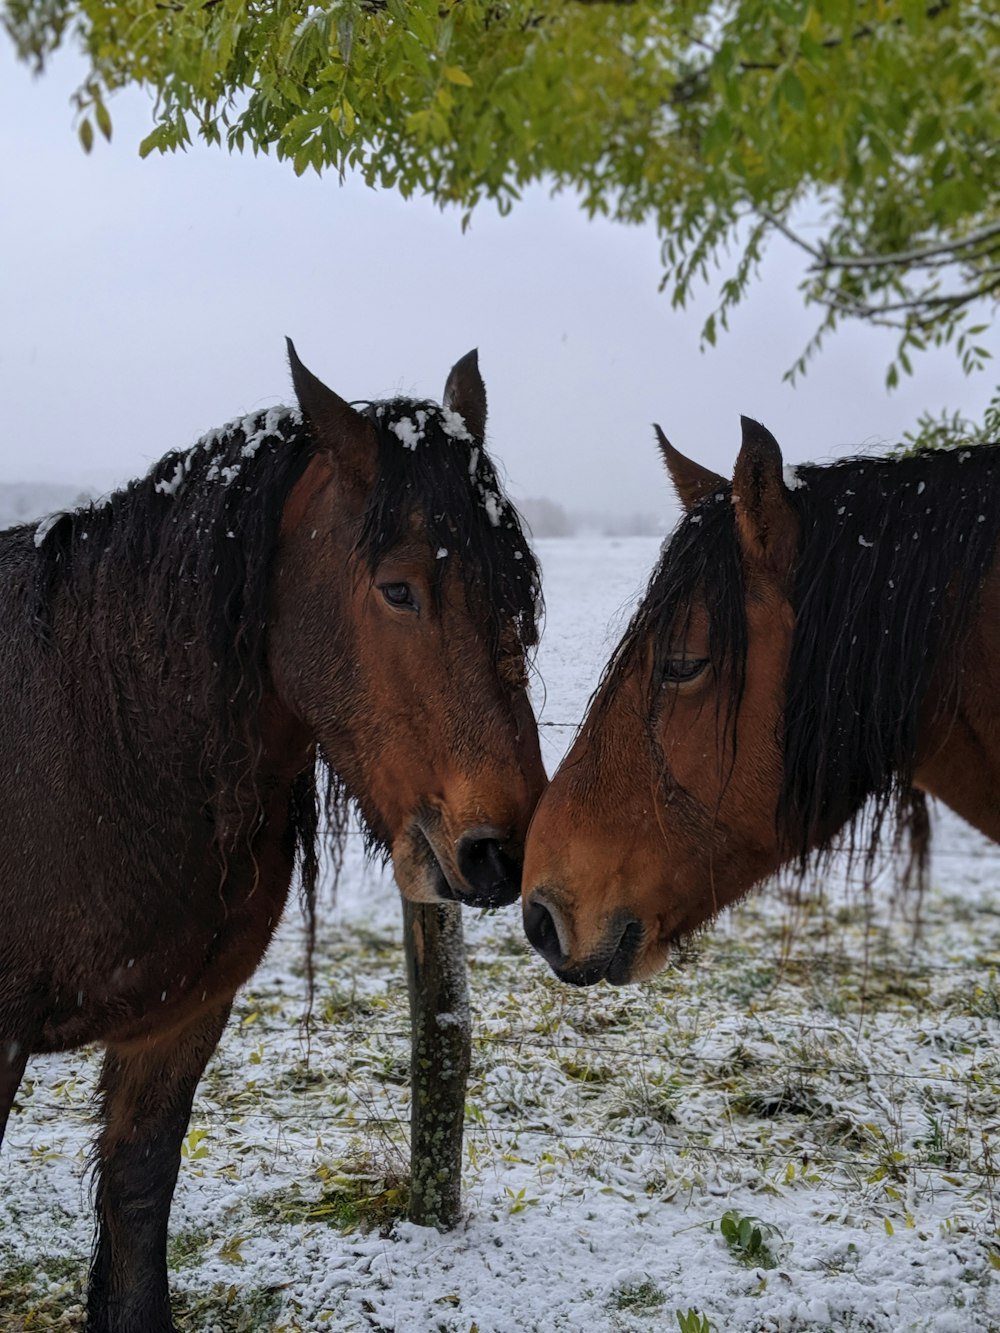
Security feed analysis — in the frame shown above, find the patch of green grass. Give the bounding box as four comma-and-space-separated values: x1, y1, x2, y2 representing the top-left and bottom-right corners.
559, 1056, 614, 1084
730, 1082, 824, 1119
173, 1281, 287, 1332
168, 1226, 214, 1270
963, 979, 1000, 1020
249, 1153, 409, 1236
0, 1253, 86, 1329
605, 1071, 683, 1127
609, 1278, 667, 1313
321, 983, 383, 1024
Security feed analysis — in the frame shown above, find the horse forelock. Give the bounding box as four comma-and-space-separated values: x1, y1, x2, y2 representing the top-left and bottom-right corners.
355, 397, 542, 660
596, 485, 746, 757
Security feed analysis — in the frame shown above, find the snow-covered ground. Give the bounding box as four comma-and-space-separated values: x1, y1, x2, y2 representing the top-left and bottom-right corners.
2, 537, 999, 1332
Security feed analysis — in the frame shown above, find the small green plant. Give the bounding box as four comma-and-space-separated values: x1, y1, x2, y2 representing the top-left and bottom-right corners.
503, 1185, 539, 1215
718, 1209, 782, 1268
676, 1310, 717, 1333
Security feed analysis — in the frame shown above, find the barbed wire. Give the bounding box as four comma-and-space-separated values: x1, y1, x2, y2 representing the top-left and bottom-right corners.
6, 1104, 998, 1184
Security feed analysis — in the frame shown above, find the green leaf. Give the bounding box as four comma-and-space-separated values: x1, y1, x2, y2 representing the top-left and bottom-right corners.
78, 117, 93, 154
442, 64, 473, 88
94, 98, 112, 143
780, 70, 806, 113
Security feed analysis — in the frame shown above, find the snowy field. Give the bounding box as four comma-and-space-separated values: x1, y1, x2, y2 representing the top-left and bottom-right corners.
2, 535, 999, 1332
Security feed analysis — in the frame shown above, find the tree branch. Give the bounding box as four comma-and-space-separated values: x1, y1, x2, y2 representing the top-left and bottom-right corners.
762, 211, 1000, 273
810, 272, 1000, 330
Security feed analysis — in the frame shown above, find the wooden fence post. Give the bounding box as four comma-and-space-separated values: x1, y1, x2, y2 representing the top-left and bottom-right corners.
402, 898, 471, 1230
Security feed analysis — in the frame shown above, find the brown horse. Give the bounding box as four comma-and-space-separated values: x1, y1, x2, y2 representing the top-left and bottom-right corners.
0, 344, 545, 1332
522, 418, 1000, 985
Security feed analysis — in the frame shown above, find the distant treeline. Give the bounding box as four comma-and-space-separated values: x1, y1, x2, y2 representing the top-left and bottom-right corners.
0, 483, 665, 542
517, 496, 666, 539
0, 482, 96, 532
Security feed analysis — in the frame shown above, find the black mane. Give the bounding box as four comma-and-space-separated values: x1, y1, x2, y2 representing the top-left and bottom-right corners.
613, 443, 1000, 879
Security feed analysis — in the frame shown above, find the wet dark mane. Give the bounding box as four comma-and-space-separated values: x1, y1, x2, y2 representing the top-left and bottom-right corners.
14, 406, 328, 922
612, 443, 1000, 878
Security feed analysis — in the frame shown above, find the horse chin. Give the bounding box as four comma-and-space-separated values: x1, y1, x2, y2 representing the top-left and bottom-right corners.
390, 822, 458, 904
623, 939, 674, 984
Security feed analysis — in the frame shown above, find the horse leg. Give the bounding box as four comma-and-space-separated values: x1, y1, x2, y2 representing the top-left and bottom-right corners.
0, 1035, 29, 1149
87, 1001, 232, 1333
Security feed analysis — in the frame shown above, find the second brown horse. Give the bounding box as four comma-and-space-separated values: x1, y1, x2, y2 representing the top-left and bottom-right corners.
523, 419, 1000, 985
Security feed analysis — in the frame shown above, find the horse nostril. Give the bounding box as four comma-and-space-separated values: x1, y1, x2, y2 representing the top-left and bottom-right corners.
523, 898, 565, 966
455, 833, 521, 908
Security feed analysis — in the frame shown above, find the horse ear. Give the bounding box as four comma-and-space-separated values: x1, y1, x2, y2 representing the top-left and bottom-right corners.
731, 416, 797, 578
443, 349, 487, 443
654, 425, 724, 512
286, 338, 375, 468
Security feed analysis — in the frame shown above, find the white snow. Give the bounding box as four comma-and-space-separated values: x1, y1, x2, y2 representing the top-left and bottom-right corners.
3, 537, 999, 1331
782, 464, 807, 491
241, 406, 293, 459
390, 416, 423, 450
32, 510, 67, 547
154, 458, 189, 497
441, 407, 473, 442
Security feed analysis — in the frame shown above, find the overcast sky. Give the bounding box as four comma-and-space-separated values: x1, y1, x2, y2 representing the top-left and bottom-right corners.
1, 39, 996, 520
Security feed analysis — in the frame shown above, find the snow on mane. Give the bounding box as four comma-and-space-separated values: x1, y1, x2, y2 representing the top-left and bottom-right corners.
33, 511, 68, 548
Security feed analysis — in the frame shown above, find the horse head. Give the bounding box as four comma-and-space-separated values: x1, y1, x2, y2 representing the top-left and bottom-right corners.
521, 417, 800, 983
268, 344, 546, 909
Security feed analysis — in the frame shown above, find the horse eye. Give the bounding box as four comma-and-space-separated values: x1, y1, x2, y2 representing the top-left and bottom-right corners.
662, 657, 708, 684
380, 582, 416, 610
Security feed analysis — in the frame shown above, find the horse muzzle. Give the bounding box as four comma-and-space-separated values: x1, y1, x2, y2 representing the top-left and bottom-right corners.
522, 889, 644, 986
394, 817, 523, 909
